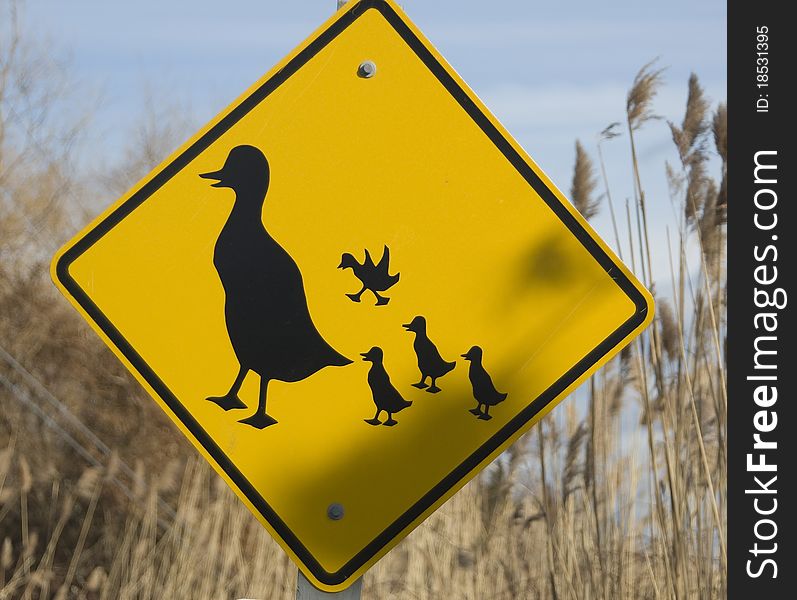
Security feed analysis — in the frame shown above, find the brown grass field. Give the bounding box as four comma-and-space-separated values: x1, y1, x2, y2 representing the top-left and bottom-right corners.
1, 3, 726, 598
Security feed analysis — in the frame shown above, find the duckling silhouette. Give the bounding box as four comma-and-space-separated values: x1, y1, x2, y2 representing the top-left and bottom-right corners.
361, 346, 412, 426
338, 246, 399, 306
201, 145, 351, 429
461, 346, 507, 420
402, 316, 456, 394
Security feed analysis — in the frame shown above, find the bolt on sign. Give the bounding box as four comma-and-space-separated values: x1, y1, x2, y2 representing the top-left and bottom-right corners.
51, 0, 652, 592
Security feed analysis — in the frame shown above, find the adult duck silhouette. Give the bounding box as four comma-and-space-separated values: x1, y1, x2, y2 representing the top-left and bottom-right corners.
338, 246, 399, 306
360, 347, 412, 426
402, 316, 456, 394
461, 346, 507, 420
201, 145, 351, 429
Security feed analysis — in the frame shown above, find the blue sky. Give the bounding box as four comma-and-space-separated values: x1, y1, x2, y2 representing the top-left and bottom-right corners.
23, 0, 726, 283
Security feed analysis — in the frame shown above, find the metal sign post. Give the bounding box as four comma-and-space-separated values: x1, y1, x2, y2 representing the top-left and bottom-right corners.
294, 7, 361, 600
296, 4, 362, 598
296, 572, 362, 599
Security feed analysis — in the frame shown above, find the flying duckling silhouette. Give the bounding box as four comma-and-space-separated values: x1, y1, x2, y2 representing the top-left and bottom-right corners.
201, 145, 351, 429
402, 316, 456, 394
338, 246, 399, 306
361, 346, 412, 426
461, 346, 507, 420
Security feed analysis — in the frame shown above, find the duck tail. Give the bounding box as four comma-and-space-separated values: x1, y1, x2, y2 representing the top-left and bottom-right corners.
443, 360, 456, 375
329, 351, 353, 367
497, 392, 508, 403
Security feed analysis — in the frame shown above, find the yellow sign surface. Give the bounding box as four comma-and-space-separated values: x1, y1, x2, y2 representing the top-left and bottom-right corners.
52, 0, 652, 591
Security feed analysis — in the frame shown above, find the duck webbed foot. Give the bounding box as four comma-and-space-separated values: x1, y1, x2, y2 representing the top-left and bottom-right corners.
208, 367, 249, 410
207, 394, 247, 411
346, 286, 365, 303
426, 384, 442, 394
412, 379, 429, 389
238, 412, 278, 429
469, 406, 483, 416
477, 410, 492, 421
373, 293, 390, 306
365, 409, 383, 426
383, 417, 398, 426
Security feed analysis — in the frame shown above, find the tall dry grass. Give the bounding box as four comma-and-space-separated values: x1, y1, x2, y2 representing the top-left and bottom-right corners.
1, 7, 726, 597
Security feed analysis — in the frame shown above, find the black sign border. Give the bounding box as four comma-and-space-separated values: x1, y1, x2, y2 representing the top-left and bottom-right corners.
55, 0, 650, 587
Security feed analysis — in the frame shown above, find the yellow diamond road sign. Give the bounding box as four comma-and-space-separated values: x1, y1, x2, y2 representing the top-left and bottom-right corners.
52, 0, 653, 592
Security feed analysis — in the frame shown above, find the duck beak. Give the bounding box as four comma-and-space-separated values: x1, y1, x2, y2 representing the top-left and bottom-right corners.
360, 352, 370, 360
199, 168, 228, 188
402, 323, 412, 330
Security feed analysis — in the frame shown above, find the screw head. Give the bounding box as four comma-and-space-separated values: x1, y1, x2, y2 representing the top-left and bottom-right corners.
327, 503, 345, 520
358, 61, 377, 78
